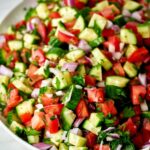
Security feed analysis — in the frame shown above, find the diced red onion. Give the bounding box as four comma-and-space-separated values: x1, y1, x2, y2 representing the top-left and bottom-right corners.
59, 30, 74, 37
33, 143, 52, 150
66, 0, 75, 7
103, 127, 115, 132
85, 56, 92, 64
97, 81, 105, 88
26, 22, 35, 31
0, 35, 6, 48
45, 130, 52, 138
99, 140, 104, 150
0, 65, 13, 78
55, 91, 65, 96
108, 44, 115, 53
140, 100, 148, 112
138, 73, 147, 86
131, 11, 142, 22
31, 88, 40, 99
73, 118, 85, 128
88, 103, 96, 111
70, 128, 82, 136
106, 20, 113, 29
112, 25, 120, 34
113, 52, 123, 60
62, 62, 78, 72
35, 104, 44, 110
142, 141, 150, 149
41, 79, 52, 87
31, 18, 41, 25
122, 9, 131, 17
78, 40, 92, 53
116, 144, 122, 150
109, 133, 120, 139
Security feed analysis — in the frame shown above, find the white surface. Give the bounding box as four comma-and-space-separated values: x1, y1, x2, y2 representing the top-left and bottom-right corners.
0, 0, 34, 150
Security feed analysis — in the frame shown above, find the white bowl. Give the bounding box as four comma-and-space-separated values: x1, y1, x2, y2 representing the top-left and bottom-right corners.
0, 0, 38, 149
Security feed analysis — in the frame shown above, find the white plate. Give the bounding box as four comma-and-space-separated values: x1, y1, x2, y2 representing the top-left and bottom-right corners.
0, 0, 38, 149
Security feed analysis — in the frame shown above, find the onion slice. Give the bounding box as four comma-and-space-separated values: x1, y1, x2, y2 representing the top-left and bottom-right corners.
62, 62, 78, 72
33, 142, 52, 150
0, 65, 13, 78
138, 73, 147, 86
73, 118, 85, 128
78, 40, 92, 53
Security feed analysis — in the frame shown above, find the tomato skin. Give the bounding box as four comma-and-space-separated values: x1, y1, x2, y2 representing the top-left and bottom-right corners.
37, 22, 47, 42
64, 20, 76, 29
76, 100, 89, 118
3, 106, 12, 117
131, 85, 146, 105
113, 62, 125, 76
58, 31, 79, 45
146, 84, 150, 101
85, 75, 96, 86
86, 132, 97, 148
100, 7, 115, 20
41, 95, 59, 106
144, 38, 150, 48
125, 22, 138, 33
143, 118, 150, 132
133, 105, 141, 116
128, 47, 149, 63
46, 114, 59, 134
87, 88, 105, 103
94, 144, 110, 150
20, 112, 32, 124
15, 20, 26, 29
33, 80, 42, 88
44, 104, 64, 115
49, 12, 61, 19
32, 49, 46, 66
102, 29, 115, 38
132, 133, 144, 149
31, 112, 45, 130
98, 100, 117, 116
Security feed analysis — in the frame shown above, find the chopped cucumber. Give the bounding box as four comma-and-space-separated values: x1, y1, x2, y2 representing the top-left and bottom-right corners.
36, 3, 49, 19
92, 0, 109, 11
77, 65, 86, 77
0, 83, 7, 104
59, 7, 77, 21
68, 132, 87, 147
123, 1, 142, 12
106, 76, 129, 88
69, 147, 88, 150
137, 23, 150, 38
92, 48, 112, 71
59, 143, 68, 150
8, 40, 23, 51
120, 28, 137, 44
125, 45, 137, 58
62, 85, 82, 110
73, 16, 85, 31
14, 62, 26, 73
123, 61, 137, 78
0, 49, 7, 64
114, 15, 126, 27
89, 64, 102, 81
27, 135, 39, 144
61, 107, 76, 131
10, 121, 24, 133
79, 28, 98, 42
66, 50, 85, 61
0, 75, 9, 85
88, 14, 107, 30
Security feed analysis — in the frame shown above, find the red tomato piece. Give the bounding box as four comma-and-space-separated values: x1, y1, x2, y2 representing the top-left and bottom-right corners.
20, 112, 32, 124
125, 22, 138, 33
76, 100, 89, 118
37, 22, 47, 42
85, 75, 96, 86
109, 35, 121, 51
3, 106, 12, 117
44, 104, 64, 115
146, 84, 150, 101
102, 29, 115, 38
131, 85, 146, 105
49, 12, 61, 19
132, 133, 144, 149
46, 114, 59, 134
133, 105, 141, 116
86, 132, 97, 148
144, 38, 150, 48
128, 47, 149, 63
64, 20, 76, 29
113, 62, 125, 76
32, 49, 46, 66
94, 144, 110, 150
15, 20, 26, 29
41, 95, 59, 106
58, 30, 79, 45
87, 88, 105, 103
31, 112, 45, 131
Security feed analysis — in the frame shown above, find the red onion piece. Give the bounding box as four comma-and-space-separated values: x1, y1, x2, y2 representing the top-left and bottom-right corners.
109, 133, 120, 139
66, 0, 75, 7
73, 118, 85, 128
113, 52, 123, 60
108, 44, 115, 53
62, 62, 78, 72
122, 9, 131, 17
0, 35, 6, 48
78, 40, 92, 53
85, 56, 92, 64
26, 22, 35, 31
31, 88, 40, 99
0, 65, 13, 78
33, 143, 52, 150
142, 141, 150, 149
131, 11, 142, 22
116, 144, 122, 150
103, 127, 115, 132
112, 25, 120, 34
138, 73, 147, 86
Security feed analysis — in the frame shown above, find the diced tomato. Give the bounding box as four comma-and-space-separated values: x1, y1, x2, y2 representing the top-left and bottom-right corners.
20, 112, 32, 124
102, 29, 115, 38
133, 105, 141, 116
101, 50, 113, 61
31, 112, 45, 130
121, 118, 137, 136
37, 22, 47, 42
33, 80, 42, 88
41, 95, 59, 106
98, 100, 117, 116
76, 100, 89, 118
143, 118, 150, 132
69, 29, 80, 35
49, 12, 61, 19
21, 48, 30, 63
7, 88, 23, 108
85, 75, 96, 86
44, 104, 64, 115
118, 56, 127, 64
102, 69, 115, 80
57, 30, 79, 45
135, 33, 143, 47
100, 7, 115, 20
142, 128, 150, 145
27, 64, 43, 84
77, 57, 91, 65
128, 47, 149, 63
87, 88, 105, 103
131, 85, 146, 105
132, 133, 144, 149
94, 144, 110, 150
8, 83, 16, 90
75, 0, 85, 9
5, 34, 16, 41
113, 62, 125, 76
64, 20, 76, 29
86, 132, 97, 148
88, 0, 97, 7
146, 84, 150, 101
3, 106, 12, 117
144, 38, 150, 48
46, 114, 59, 133
125, 22, 138, 33
7, 51, 19, 68
109, 36, 121, 51
32, 49, 46, 66
15, 20, 26, 29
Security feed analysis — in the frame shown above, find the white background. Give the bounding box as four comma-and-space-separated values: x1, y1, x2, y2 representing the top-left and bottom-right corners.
0, 0, 30, 149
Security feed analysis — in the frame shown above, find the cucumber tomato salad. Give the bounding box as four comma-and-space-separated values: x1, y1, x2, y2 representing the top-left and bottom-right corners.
0, 0, 150, 150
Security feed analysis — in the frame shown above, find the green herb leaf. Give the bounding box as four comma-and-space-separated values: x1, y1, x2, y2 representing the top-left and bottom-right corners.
93, 21, 101, 35
56, 77, 60, 89
89, 37, 104, 48
123, 107, 135, 118
72, 75, 85, 86
76, 7, 90, 18
40, 86, 48, 95
25, 128, 40, 136
48, 37, 62, 47
16, 127, 24, 136
25, 8, 37, 21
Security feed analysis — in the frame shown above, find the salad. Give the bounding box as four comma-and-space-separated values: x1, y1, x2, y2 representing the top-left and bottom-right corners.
0, 0, 150, 149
